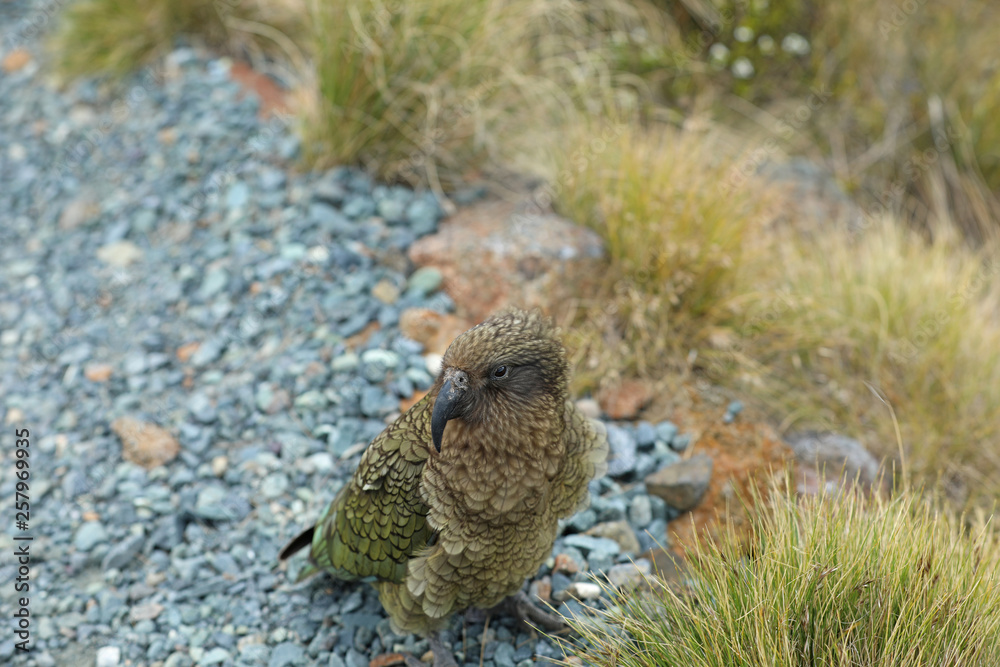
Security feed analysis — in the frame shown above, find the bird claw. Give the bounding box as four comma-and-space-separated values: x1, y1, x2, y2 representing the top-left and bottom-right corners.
508, 590, 569, 633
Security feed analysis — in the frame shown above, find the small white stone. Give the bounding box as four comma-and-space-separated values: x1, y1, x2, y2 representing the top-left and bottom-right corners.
211, 455, 228, 477
299, 452, 335, 474
306, 245, 330, 263
96, 646, 121, 667
566, 582, 603, 600
96, 240, 144, 267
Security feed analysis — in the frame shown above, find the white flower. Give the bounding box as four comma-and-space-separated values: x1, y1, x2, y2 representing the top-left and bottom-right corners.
732, 57, 755, 79
782, 33, 811, 56
709, 42, 730, 66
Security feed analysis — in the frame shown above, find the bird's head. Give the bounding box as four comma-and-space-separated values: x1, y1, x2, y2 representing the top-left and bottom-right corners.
430, 308, 568, 452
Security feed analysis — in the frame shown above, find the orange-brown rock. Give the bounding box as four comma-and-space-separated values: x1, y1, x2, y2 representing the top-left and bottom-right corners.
112, 417, 180, 469
176, 341, 201, 363
368, 654, 407, 667
529, 575, 552, 603
597, 378, 654, 419
407, 199, 605, 323
2, 48, 31, 73
398, 308, 470, 355
553, 552, 581, 575
229, 60, 289, 118
84, 363, 113, 382
656, 406, 794, 555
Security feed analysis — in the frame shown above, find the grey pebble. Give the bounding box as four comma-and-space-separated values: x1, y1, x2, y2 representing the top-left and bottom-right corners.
193, 485, 229, 521
198, 268, 229, 300
628, 494, 653, 528
345, 648, 368, 667
187, 392, 217, 423
74, 521, 108, 552
198, 647, 231, 665
102, 533, 145, 571
261, 472, 290, 499
268, 642, 305, 667
562, 534, 621, 555
407, 267, 443, 295
492, 642, 517, 667
655, 420, 678, 445
634, 421, 657, 448
605, 424, 637, 477
671, 433, 692, 452
565, 508, 596, 533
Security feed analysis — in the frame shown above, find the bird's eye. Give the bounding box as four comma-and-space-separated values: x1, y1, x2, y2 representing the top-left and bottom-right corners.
492, 365, 508, 379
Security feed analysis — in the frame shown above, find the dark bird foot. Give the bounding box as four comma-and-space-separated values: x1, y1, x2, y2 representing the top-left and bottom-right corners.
493, 590, 568, 633
404, 632, 459, 667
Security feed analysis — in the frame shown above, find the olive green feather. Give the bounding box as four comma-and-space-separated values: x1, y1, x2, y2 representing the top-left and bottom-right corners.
302, 393, 437, 584
280, 308, 609, 636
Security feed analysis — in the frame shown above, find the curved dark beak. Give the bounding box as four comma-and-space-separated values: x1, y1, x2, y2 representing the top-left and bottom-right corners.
431, 374, 467, 452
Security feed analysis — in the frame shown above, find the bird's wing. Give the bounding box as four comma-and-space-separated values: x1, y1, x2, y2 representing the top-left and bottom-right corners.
550, 401, 609, 516
308, 394, 436, 584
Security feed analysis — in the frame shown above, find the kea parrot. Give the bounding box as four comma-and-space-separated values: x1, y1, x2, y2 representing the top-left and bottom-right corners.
279, 308, 609, 666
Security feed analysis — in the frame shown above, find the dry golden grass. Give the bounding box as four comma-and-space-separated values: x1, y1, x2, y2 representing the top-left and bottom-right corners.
737, 220, 1000, 506
549, 120, 1000, 506
296, 0, 672, 192
541, 120, 777, 389
49, 0, 306, 79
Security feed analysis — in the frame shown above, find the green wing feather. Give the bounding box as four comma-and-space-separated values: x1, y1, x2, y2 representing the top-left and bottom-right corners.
307, 393, 436, 584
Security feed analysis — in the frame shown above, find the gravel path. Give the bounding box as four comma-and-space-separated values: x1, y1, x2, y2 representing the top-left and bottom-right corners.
1, 10, 691, 667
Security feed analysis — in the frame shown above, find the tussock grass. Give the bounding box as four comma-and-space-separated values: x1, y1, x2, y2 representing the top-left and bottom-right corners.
297, 0, 515, 189
731, 220, 1000, 506
549, 120, 1000, 506
49, 0, 306, 79
545, 121, 777, 389
297, 0, 669, 190
565, 485, 1000, 666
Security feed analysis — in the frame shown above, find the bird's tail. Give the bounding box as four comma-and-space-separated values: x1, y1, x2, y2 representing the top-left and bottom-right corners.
278, 525, 325, 582
278, 525, 315, 560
